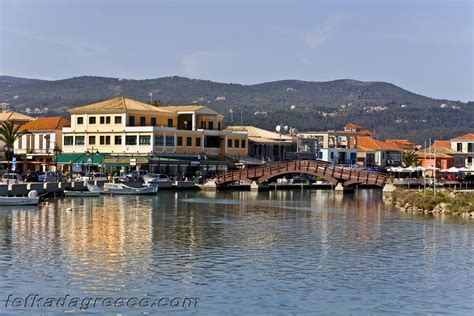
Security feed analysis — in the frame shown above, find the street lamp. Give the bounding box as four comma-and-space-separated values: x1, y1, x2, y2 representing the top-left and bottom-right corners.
53, 145, 62, 174
148, 151, 155, 173
4, 144, 13, 186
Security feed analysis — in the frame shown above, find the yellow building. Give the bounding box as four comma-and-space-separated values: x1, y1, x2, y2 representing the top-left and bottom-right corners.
60, 97, 247, 164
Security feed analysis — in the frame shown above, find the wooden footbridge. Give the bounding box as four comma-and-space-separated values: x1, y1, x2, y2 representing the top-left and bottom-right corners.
214, 160, 388, 187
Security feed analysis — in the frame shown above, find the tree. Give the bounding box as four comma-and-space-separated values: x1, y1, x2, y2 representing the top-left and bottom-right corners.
402, 150, 420, 167
0, 121, 30, 161
150, 100, 161, 106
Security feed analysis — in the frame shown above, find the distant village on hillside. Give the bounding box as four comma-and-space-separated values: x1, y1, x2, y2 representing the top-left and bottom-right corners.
0, 96, 472, 178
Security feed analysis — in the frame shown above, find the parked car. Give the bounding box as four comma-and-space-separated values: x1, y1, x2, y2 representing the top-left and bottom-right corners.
76, 173, 108, 182
130, 170, 147, 181
2, 173, 22, 184
143, 173, 170, 185
38, 172, 47, 182
24, 172, 39, 182
44, 172, 66, 182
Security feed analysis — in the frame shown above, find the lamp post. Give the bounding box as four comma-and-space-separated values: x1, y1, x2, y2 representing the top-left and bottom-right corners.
53, 145, 61, 174
86, 150, 92, 180
148, 151, 155, 173
4, 144, 13, 186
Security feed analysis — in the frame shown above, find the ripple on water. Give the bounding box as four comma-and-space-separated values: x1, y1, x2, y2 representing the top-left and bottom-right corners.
0, 190, 473, 314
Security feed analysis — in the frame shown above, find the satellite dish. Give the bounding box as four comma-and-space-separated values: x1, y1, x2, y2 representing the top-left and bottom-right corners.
276, 125, 281, 132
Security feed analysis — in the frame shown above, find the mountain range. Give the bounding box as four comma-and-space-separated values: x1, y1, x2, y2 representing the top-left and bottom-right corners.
0, 75, 472, 144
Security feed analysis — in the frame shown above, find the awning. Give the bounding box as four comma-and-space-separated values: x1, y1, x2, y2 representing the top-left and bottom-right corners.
56, 153, 110, 165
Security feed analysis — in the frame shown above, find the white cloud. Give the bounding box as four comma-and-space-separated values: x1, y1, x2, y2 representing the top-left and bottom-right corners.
1, 27, 108, 58
180, 50, 218, 78
303, 17, 340, 48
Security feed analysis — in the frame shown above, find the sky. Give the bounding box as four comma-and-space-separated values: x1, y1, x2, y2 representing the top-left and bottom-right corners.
0, 0, 473, 101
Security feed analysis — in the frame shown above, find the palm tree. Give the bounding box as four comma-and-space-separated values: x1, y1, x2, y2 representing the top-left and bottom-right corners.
0, 120, 30, 161
402, 150, 420, 167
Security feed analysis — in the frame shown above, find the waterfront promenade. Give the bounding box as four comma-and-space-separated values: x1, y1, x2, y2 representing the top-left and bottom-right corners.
1, 190, 473, 314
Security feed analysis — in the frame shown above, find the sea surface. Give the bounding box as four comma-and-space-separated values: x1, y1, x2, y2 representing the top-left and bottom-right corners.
0, 189, 473, 315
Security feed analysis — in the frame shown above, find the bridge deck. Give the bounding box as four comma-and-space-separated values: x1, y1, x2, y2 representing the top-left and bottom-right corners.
215, 160, 387, 187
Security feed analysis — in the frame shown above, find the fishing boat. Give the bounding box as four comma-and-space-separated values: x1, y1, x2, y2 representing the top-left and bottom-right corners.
64, 190, 101, 197
0, 196, 40, 206
87, 183, 157, 195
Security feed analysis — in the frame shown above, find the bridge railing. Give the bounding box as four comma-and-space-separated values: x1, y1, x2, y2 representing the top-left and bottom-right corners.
215, 160, 388, 186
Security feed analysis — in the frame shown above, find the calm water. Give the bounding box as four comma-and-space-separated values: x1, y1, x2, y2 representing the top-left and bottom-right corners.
0, 190, 473, 315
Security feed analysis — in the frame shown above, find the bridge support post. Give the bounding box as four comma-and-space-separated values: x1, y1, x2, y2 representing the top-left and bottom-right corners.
199, 180, 217, 190
335, 182, 356, 193
250, 181, 259, 191
382, 183, 397, 193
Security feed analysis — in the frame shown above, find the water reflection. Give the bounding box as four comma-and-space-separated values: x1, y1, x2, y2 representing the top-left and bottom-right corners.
0, 190, 473, 314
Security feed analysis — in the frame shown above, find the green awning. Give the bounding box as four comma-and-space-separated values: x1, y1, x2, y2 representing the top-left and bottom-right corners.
56, 153, 110, 165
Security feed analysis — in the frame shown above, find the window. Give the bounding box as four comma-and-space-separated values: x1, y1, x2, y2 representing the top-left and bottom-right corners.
241, 139, 246, 148
77, 117, 84, 125
234, 139, 239, 148
196, 138, 201, 147
75, 136, 85, 145
151, 117, 157, 126
64, 136, 73, 146
200, 121, 204, 129
165, 136, 174, 146
330, 152, 334, 160
186, 137, 192, 146
106, 116, 111, 124
155, 135, 164, 146
100, 136, 105, 145
139, 135, 151, 145
126, 135, 137, 145
468, 143, 473, 153
100, 116, 105, 124
208, 121, 214, 130
350, 152, 357, 160
468, 157, 473, 164
115, 135, 122, 145
227, 139, 233, 148
140, 117, 146, 126
168, 118, 173, 127
89, 116, 96, 124
106, 136, 111, 145
89, 136, 96, 145
129, 116, 135, 126
177, 136, 183, 146
115, 116, 122, 124
457, 143, 462, 152
218, 122, 221, 130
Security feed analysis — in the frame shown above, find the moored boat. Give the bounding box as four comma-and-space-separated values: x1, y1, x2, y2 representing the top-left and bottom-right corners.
87, 183, 157, 195
103, 183, 157, 195
0, 196, 40, 206
64, 190, 101, 197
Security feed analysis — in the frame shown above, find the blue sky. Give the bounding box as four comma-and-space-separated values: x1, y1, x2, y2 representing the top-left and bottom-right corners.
0, 0, 472, 101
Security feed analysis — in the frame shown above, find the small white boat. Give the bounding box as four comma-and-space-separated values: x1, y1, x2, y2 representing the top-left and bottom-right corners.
64, 190, 100, 197
0, 196, 40, 206
87, 183, 157, 195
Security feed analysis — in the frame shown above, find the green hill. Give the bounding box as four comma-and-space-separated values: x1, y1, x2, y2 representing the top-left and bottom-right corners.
0, 75, 472, 143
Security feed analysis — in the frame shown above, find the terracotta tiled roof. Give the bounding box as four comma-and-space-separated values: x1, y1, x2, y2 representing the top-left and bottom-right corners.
19, 117, 70, 131
68, 97, 176, 114
432, 140, 451, 148
344, 122, 364, 129
385, 139, 416, 150
159, 105, 207, 112
225, 126, 292, 141
452, 133, 474, 141
356, 136, 402, 151
0, 112, 34, 122
336, 129, 376, 136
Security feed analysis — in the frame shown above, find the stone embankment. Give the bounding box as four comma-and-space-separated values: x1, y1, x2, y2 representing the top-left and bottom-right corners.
384, 188, 474, 218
